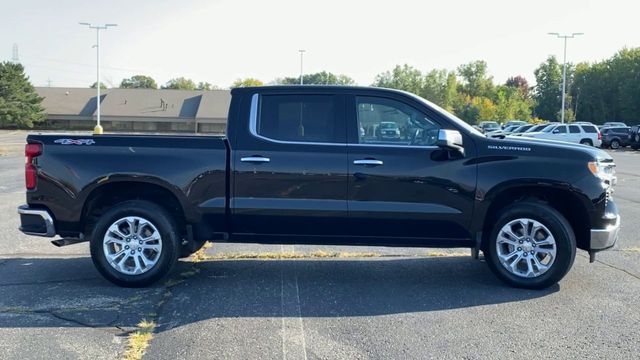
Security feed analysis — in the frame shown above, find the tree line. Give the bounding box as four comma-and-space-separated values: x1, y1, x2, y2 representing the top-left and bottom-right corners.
1, 47, 638, 128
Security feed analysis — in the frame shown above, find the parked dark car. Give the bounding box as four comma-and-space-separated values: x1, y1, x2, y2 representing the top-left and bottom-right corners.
600, 127, 631, 149
629, 125, 640, 150
18, 86, 620, 289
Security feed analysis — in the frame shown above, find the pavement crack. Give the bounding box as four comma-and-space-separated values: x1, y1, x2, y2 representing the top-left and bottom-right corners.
580, 254, 640, 280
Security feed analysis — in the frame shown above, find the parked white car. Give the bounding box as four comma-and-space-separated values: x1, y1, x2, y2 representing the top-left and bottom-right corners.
523, 123, 601, 147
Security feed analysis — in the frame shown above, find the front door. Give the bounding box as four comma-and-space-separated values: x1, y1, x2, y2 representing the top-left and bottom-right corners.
346, 95, 476, 244
232, 92, 349, 237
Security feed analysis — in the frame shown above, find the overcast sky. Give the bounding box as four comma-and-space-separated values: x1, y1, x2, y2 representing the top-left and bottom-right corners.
1, 0, 638, 88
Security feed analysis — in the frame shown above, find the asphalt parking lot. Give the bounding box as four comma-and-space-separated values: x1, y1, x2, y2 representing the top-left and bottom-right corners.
1, 130, 639, 359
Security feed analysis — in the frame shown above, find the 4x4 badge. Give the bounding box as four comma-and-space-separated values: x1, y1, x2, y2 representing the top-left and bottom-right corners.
54, 139, 95, 145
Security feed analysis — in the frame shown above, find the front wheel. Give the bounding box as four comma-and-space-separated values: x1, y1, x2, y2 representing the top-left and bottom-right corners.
610, 139, 620, 149
485, 201, 576, 289
90, 200, 180, 287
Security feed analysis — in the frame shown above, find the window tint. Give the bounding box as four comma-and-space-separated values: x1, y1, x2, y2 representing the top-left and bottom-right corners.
258, 95, 342, 143
569, 125, 580, 133
581, 125, 598, 133
356, 96, 440, 146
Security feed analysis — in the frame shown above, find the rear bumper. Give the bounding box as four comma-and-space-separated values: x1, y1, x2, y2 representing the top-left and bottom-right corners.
18, 205, 56, 237
590, 215, 620, 251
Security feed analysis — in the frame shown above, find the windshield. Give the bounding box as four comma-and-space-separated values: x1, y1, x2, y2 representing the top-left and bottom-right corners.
404, 92, 484, 136
484, 123, 499, 129
380, 122, 398, 129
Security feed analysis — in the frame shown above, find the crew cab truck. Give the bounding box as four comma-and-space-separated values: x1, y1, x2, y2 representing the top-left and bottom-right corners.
18, 86, 620, 289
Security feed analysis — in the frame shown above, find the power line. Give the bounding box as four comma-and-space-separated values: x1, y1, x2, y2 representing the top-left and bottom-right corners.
20, 53, 149, 73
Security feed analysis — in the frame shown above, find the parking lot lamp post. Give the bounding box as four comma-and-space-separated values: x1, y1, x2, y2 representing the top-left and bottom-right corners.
299, 49, 306, 85
548, 32, 583, 123
79, 22, 117, 135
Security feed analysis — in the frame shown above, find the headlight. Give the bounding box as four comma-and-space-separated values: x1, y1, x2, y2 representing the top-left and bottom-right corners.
588, 160, 617, 191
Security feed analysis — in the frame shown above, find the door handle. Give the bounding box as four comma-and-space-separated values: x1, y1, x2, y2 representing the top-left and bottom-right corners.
353, 159, 383, 166
241, 156, 270, 163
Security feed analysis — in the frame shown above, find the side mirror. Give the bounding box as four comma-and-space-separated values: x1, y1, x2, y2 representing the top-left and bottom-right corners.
436, 129, 464, 156
553, 129, 560, 134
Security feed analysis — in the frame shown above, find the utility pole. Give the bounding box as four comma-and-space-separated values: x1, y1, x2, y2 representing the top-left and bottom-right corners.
12, 43, 19, 63
548, 32, 583, 123
299, 49, 306, 85
79, 22, 117, 135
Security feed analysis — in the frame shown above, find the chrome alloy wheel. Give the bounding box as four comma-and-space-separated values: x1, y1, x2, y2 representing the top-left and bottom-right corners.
103, 216, 163, 275
496, 218, 557, 278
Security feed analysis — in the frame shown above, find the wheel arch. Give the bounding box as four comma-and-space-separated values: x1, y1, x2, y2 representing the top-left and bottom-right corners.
80, 178, 197, 239
479, 183, 592, 252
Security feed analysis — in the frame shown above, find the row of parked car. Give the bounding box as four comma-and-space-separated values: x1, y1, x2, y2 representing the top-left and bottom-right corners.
475, 120, 640, 149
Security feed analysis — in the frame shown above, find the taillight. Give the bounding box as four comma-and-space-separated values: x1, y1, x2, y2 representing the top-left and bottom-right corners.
25, 143, 42, 190
598, 132, 602, 140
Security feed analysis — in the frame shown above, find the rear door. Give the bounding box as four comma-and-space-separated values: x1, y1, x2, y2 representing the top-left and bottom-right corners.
231, 92, 349, 237
345, 93, 476, 244
568, 125, 581, 143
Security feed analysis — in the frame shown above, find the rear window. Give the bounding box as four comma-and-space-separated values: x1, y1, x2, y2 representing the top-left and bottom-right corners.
569, 125, 580, 133
258, 94, 343, 143
581, 125, 598, 133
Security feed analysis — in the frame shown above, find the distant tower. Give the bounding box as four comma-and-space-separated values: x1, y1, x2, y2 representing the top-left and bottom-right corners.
12, 43, 19, 63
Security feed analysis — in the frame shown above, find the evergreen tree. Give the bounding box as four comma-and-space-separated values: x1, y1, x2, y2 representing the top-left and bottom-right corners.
0, 62, 45, 128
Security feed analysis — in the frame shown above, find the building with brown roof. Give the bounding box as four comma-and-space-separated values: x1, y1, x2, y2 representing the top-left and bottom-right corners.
35, 87, 231, 133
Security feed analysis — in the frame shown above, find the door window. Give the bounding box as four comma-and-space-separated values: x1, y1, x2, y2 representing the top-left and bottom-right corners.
569, 125, 580, 133
355, 96, 440, 146
258, 95, 343, 143
554, 125, 567, 134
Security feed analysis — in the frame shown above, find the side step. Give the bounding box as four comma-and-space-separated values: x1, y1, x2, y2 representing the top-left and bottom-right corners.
51, 237, 86, 247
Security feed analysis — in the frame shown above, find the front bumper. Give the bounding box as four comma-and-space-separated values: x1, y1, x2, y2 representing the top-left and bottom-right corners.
590, 215, 620, 251
18, 205, 56, 237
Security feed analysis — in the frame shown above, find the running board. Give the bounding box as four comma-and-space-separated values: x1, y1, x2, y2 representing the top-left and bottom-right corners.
51, 237, 86, 247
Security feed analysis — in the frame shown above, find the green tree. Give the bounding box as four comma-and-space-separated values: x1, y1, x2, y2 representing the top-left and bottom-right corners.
196, 82, 221, 91
442, 73, 460, 111
0, 62, 45, 128
162, 77, 196, 90
457, 60, 494, 98
90, 81, 107, 89
372, 64, 424, 95
120, 75, 158, 89
494, 86, 533, 121
533, 56, 562, 120
278, 71, 355, 85
231, 78, 264, 88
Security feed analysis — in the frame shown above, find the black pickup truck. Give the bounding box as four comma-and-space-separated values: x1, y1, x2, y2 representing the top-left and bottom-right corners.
18, 86, 620, 289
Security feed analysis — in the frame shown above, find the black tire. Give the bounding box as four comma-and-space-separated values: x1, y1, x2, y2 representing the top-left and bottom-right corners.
610, 139, 620, 149
179, 239, 208, 258
90, 200, 180, 287
485, 201, 576, 289
580, 139, 593, 146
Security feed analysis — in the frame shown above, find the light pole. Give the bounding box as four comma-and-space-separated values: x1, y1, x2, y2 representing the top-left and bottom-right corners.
79, 22, 117, 134
548, 32, 583, 123
298, 49, 306, 85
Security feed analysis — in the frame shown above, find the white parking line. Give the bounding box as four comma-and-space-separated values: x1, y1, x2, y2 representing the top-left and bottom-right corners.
280, 245, 308, 360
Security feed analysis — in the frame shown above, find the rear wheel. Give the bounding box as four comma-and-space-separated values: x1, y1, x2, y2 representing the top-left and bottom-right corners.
610, 139, 620, 149
580, 139, 593, 146
90, 200, 179, 287
485, 201, 576, 289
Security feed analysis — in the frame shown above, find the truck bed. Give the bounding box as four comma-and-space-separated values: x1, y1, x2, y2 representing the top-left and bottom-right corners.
26, 133, 229, 237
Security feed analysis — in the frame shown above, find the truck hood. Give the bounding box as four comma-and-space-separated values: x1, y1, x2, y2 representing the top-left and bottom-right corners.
490, 135, 613, 162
